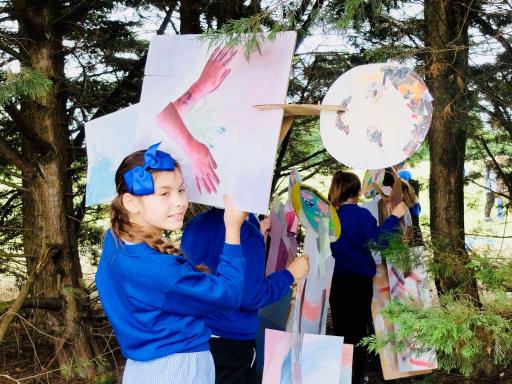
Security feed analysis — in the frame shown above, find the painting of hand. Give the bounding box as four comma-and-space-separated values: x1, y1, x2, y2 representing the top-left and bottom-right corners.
186, 139, 220, 194
194, 47, 237, 97
156, 46, 237, 195
173, 46, 237, 117
156, 103, 220, 194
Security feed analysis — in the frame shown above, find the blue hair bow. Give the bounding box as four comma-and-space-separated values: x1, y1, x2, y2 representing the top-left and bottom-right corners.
123, 143, 175, 196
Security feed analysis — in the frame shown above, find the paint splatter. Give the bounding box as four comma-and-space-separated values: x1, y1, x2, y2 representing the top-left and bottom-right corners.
198, 126, 226, 149
366, 126, 383, 147
335, 96, 351, 134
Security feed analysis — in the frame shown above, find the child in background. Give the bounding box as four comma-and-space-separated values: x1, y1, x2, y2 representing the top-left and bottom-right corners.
95, 143, 247, 384
181, 207, 309, 384
328, 171, 407, 384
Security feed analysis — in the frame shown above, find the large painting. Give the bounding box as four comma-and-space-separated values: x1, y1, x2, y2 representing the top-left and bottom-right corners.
134, 33, 297, 213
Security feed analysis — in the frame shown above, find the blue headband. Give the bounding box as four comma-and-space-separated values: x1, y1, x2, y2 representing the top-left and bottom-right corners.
123, 142, 175, 196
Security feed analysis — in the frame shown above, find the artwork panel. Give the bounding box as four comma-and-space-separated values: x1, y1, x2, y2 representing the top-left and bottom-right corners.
135, 32, 297, 213
85, 104, 139, 206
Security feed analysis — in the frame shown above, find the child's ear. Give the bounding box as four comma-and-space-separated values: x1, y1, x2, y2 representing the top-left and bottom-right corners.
122, 193, 141, 214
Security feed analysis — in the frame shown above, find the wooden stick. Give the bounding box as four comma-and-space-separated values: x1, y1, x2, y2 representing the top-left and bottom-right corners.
0, 246, 58, 343
254, 103, 345, 116
279, 116, 295, 144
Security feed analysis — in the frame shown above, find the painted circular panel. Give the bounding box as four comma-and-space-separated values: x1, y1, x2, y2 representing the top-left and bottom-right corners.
290, 183, 341, 241
362, 168, 385, 199
320, 63, 433, 169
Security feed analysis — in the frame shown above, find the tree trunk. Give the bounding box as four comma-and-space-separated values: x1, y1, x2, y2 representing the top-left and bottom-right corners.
17, 3, 99, 379
424, 0, 479, 299
211, 0, 244, 27
180, 0, 204, 33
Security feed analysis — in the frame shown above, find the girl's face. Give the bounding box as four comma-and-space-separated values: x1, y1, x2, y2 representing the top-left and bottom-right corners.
130, 169, 189, 234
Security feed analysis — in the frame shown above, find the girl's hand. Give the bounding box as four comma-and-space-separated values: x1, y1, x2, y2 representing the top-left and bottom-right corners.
391, 202, 408, 218
193, 47, 237, 98
286, 255, 310, 281
223, 194, 248, 230
259, 217, 271, 236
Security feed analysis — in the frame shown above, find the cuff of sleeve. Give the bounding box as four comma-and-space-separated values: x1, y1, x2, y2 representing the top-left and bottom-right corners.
282, 269, 295, 285
222, 243, 243, 258
388, 215, 400, 224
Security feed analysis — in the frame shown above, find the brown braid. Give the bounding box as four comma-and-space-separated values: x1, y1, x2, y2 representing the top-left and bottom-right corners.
110, 150, 181, 255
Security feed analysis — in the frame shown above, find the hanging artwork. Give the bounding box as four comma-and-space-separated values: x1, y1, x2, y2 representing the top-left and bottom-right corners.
266, 197, 295, 276
85, 105, 138, 206
361, 169, 385, 199
262, 329, 348, 384
340, 344, 354, 384
258, 169, 301, 372
320, 63, 433, 169
371, 264, 433, 380
85, 32, 297, 213
134, 32, 297, 214
290, 183, 341, 241
285, 167, 302, 237
292, 224, 335, 335
367, 191, 436, 379
387, 250, 437, 372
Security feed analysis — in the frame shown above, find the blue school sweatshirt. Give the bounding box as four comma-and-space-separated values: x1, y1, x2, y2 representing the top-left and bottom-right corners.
95, 229, 245, 361
181, 208, 294, 340
331, 204, 400, 277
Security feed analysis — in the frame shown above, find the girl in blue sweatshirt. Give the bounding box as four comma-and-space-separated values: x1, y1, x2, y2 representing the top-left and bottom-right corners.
327, 171, 407, 384
95, 143, 247, 384
181, 208, 309, 384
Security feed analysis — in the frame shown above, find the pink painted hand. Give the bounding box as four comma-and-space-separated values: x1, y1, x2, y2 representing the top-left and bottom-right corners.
194, 47, 237, 97
173, 46, 237, 116
186, 139, 220, 194
156, 103, 220, 194
156, 46, 237, 194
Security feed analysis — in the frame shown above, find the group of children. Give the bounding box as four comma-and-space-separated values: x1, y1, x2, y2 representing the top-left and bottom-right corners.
96, 143, 418, 384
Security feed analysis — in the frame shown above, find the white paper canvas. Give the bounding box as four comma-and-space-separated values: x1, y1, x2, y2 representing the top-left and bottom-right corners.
85, 104, 139, 206
302, 333, 344, 383
134, 32, 297, 213
320, 63, 432, 169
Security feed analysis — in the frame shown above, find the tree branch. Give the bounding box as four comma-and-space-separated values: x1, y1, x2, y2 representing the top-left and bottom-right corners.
4, 103, 55, 159
473, 15, 512, 60
295, 0, 326, 49
277, 148, 326, 173
0, 245, 59, 343
85, 4, 175, 121
0, 297, 62, 315
0, 138, 37, 178
0, 32, 25, 62
157, 5, 177, 35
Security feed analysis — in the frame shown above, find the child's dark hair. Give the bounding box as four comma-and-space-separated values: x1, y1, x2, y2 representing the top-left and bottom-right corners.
328, 171, 361, 208
383, 168, 395, 187
110, 150, 181, 255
